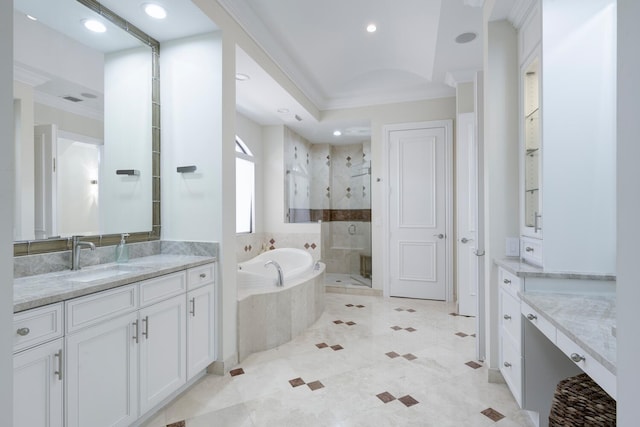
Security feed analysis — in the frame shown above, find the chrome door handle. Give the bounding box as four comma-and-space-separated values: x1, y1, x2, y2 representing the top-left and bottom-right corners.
132, 320, 139, 344
142, 316, 149, 339
534, 212, 542, 233
16, 327, 30, 336
527, 313, 537, 321
433, 234, 445, 239
190, 297, 196, 317
54, 349, 63, 381
460, 237, 474, 244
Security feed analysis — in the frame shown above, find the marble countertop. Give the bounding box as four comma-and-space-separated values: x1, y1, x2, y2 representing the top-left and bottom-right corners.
496, 258, 616, 281
520, 291, 616, 375
14, 254, 216, 313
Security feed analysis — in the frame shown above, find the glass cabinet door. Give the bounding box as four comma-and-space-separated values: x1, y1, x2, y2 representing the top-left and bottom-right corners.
523, 57, 541, 235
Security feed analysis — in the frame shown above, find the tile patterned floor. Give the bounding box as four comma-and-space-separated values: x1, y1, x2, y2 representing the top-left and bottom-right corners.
143, 293, 534, 427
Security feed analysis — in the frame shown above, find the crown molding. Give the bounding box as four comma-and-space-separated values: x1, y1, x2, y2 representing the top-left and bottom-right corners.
508, 0, 536, 29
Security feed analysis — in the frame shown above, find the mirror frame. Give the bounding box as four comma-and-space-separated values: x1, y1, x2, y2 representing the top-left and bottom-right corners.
13, 0, 161, 256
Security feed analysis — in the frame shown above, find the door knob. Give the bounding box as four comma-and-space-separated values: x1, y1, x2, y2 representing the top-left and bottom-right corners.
433, 234, 445, 239
460, 237, 474, 244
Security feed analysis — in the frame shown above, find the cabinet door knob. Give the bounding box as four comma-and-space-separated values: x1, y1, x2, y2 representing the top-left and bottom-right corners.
16, 327, 30, 336
503, 314, 511, 320
570, 353, 585, 363
503, 362, 512, 368
525, 246, 534, 252
200, 273, 207, 279
503, 279, 511, 284
527, 313, 537, 321
433, 233, 445, 239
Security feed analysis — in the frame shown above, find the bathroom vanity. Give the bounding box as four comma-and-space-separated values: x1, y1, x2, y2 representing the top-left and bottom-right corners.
496, 258, 616, 427
12, 254, 216, 427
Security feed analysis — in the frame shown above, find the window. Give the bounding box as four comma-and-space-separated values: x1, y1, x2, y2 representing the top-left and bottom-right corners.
236, 137, 255, 233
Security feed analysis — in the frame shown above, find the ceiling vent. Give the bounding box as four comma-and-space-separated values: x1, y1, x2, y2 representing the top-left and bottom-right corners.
62, 95, 83, 102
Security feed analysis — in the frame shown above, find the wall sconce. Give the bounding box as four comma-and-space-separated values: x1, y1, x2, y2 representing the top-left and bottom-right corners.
177, 165, 197, 173
116, 169, 140, 176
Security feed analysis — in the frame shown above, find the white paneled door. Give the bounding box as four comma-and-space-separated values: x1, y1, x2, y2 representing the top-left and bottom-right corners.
456, 112, 479, 316
388, 123, 450, 300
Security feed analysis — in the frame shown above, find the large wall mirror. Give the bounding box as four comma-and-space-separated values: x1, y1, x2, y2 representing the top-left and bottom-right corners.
12, 0, 160, 255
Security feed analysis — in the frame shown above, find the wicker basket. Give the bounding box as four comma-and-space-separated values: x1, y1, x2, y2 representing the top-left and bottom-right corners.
548, 373, 616, 426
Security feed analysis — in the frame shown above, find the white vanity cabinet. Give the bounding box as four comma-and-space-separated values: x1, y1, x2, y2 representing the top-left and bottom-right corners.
498, 268, 524, 406
13, 302, 64, 427
186, 265, 216, 379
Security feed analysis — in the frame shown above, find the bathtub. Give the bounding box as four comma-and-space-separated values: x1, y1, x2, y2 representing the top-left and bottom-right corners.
236, 248, 325, 361
237, 247, 315, 290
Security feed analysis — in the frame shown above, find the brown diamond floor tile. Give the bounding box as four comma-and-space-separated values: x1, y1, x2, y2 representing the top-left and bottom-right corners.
333, 320, 344, 324
167, 422, 185, 427
316, 343, 328, 349
402, 353, 417, 361
307, 380, 324, 391
346, 321, 356, 326
399, 395, 419, 407
331, 344, 344, 351
471, 333, 476, 337
395, 308, 404, 311
229, 368, 245, 377
386, 351, 400, 358
481, 408, 505, 422
407, 309, 416, 313
346, 304, 354, 307
376, 391, 396, 403
405, 327, 416, 332
449, 312, 459, 316
456, 332, 469, 337
356, 305, 365, 308
465, 361, 482, 369
289, 377, 306, 387
391, 326, 402, 331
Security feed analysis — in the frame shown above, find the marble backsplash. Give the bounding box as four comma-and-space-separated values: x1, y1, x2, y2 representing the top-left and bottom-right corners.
14, 240, 218, 278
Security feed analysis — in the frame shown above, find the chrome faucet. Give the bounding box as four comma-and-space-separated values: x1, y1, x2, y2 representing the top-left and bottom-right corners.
264, 260, 284, 287
71, 236, 96, 270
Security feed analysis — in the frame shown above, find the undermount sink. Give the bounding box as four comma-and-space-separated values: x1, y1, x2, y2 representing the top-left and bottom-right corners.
69, 265, 144, 283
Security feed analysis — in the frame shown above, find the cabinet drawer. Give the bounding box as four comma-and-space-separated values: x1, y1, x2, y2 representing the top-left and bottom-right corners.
187, 264, 215, 290
500, 289, 522, 347
139, 271, 187, 307
521, 301, 556, 343
556, 331, 616, 399
66, 285, 137, 334
500, 335, 523, 407
499, 268, 522, 296
13, 303, 64, 353
521, 238, 543, 267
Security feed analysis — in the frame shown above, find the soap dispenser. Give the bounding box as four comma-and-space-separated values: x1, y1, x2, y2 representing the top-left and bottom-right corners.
115, 233, 130, 263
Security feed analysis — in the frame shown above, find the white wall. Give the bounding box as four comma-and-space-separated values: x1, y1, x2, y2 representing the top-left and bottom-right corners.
101, 47, 152, 235
482, 14, 519, 370
236, 112, 264, 233
161, 31, 238, 368
322, 98, 456, 290
542, 0, 616, 273
0, 0, 14, 420
616, 0, 639, 423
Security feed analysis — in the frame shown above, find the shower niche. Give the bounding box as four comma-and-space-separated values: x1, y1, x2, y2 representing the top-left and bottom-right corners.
284, 130, 372, 286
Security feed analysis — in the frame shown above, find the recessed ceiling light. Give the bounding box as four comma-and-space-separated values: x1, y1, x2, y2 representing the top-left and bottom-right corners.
333, 130, 342, 137
143, 3, 167, 20
26, 14, 37, 21
235, 73, 250, 81
83, 19, 107, 33
277, 108, 290, 114
366, 24, 377, 33
455, 32, 477, 44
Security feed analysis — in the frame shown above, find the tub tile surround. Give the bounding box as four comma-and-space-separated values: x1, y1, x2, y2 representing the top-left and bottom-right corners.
143, 293, 533, 427
237, 264, 326, 362
236, 232, 321, 263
